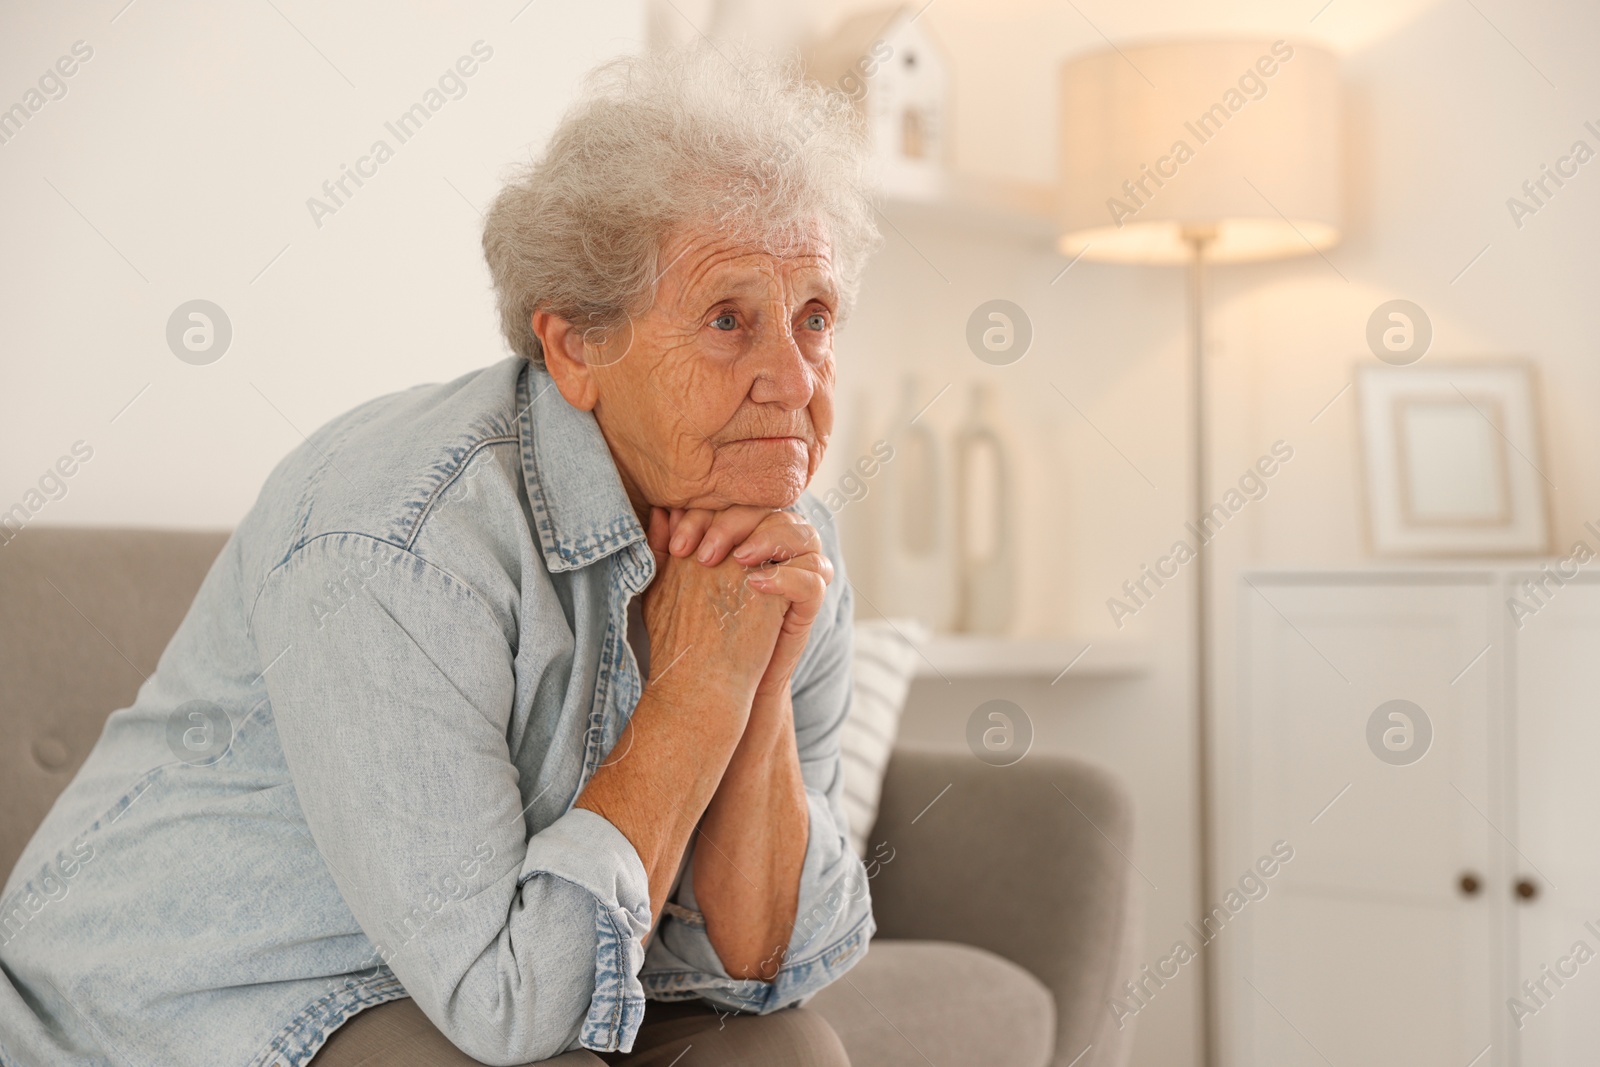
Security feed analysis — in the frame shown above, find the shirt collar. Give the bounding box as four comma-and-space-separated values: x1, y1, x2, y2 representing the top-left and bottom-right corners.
517, 361, 649, 577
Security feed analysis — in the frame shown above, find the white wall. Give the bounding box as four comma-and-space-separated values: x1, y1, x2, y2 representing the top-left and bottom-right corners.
0, 0, 645, 530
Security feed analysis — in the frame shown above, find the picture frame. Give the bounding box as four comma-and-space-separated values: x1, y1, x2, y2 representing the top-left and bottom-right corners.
1356, 359, 1551, 556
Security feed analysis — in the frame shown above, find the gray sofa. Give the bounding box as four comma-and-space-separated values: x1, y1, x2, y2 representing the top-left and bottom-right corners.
0, 527, 1138, 1067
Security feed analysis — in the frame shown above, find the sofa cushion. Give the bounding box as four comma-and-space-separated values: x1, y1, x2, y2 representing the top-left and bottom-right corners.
807, 939, 1055, 1067
0, 528, 229, 878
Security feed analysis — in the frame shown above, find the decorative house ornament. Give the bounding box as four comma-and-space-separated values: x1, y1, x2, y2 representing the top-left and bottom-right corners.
806, 5, 951, 200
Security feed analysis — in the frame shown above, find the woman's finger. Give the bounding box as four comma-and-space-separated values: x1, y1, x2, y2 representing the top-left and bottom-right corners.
646, 506, 672, 558
660, 506, 820, 568
746, 550, 832, 594
760, 547, 833, 586
687, 505, 773, 564
732, 512, 820, 566
644, 508, 672, 588
666, 508, 715, 558
745, 563, 829, 621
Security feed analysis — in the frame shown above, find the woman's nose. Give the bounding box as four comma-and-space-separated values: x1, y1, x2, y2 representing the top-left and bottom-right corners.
747, 323, 816, 409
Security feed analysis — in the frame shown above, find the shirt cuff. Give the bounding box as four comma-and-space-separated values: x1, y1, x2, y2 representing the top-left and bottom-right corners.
639, 788, 875, 1014
519, 806, 651, 1052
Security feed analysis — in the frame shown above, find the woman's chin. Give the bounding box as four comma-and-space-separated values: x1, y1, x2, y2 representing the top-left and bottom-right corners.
751, 465, 814, 506
729, 484, 807, 510
688, 467, 810, 511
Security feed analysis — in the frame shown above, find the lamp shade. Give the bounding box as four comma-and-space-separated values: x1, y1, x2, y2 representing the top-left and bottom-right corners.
1058, 40, 1341, 264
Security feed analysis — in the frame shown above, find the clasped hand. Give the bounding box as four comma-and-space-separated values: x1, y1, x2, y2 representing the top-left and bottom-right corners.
640, 504, 834, 727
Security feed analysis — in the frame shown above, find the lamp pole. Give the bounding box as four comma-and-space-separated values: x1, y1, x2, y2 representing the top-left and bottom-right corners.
1183, 224, 1219, 1067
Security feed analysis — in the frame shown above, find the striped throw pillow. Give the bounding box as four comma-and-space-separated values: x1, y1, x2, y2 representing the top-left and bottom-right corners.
840, 618, 926, 857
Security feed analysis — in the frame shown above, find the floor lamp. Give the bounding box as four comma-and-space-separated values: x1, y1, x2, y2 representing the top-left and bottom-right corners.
1055, 40, 1341, 1067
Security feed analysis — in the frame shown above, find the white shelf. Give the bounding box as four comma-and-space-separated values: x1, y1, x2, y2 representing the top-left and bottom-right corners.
877, 172, 1060, 243
907, 633, 1149, 680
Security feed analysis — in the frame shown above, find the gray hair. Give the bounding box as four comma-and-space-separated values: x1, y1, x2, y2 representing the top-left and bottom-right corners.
482, 45, 880, 366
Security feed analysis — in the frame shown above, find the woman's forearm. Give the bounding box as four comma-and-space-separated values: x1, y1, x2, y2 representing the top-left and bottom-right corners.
693, 690, 809, 981
574, 676, 746, 927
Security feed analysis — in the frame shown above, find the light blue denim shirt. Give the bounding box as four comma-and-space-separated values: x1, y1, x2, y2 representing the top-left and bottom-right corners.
0, 357, 872, 1067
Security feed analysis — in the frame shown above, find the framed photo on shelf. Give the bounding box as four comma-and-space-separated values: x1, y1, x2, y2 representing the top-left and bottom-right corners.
1356, 360, 1551, 556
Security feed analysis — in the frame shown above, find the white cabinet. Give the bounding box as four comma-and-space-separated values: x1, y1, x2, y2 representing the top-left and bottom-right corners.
1508, 574, 1600, 1065
1228, 570, 1600, 1067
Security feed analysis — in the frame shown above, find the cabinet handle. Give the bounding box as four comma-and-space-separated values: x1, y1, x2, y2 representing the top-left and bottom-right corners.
1458, 872, 1481, 897
1515, 878, 1540, 902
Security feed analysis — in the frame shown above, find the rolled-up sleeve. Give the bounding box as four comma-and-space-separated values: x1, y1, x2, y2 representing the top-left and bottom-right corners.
638, 524, 875, 1014
250, 534, 651, 1062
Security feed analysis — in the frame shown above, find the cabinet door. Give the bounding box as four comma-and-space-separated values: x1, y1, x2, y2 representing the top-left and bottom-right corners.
1232, 576, 1501, 1067
1509, 574, 1600, 1066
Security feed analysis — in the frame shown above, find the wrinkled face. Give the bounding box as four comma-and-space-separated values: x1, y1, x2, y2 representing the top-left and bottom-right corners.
582, 222, 837, 513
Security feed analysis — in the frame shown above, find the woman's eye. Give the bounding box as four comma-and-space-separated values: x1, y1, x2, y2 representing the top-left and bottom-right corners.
804, 313, 828, 331
711, 313, 737, 331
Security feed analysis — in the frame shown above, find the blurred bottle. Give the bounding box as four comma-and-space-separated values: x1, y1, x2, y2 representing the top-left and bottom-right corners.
876, 377, 956, 630
954, 383, 1015, 634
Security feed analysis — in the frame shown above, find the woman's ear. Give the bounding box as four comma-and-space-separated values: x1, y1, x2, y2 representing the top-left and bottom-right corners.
532, 309, 600, 412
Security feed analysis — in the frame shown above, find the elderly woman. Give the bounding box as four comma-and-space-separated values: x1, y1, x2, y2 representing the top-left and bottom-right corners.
0, 47, 879, 1067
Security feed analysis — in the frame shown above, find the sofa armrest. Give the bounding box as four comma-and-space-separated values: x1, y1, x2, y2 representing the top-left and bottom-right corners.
865, 746, 1141, 1067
